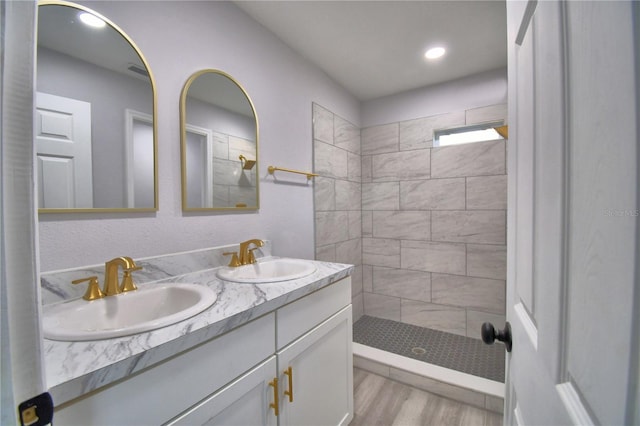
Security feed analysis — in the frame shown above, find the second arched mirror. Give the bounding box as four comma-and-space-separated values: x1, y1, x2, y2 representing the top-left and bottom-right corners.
180, 70, 259, 211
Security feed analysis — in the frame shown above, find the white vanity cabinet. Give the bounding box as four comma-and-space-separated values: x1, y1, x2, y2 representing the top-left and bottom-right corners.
53, 276, 353, 426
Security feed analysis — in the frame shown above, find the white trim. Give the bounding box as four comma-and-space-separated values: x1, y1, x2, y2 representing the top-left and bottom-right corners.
353, 342, 505, 398
556, 382, 595, 426
124, 109, 153, 208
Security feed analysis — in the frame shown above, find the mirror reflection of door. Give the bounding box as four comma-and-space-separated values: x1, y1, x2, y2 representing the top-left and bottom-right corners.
125, 110, 154, 208
185, 125, 214, 208
36, 3, 157, 212
36, 92, 93, 209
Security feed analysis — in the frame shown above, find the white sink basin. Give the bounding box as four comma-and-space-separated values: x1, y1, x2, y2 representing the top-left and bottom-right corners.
216, 258, 317, 283
43, 283, 217, 341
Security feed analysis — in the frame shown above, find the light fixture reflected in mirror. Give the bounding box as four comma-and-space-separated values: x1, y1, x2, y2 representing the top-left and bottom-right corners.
36, 1, 158, 213
180, 70, 259, 211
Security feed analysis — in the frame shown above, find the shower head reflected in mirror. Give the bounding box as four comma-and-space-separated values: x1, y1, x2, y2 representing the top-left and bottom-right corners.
239, 155, 256, 170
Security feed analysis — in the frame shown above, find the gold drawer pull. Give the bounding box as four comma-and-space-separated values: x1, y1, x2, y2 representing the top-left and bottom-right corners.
269, 378, 279, 416
284, 366, 294, 402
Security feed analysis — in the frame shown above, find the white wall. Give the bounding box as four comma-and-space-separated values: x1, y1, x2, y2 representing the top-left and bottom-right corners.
361, 67, 507, 127
38, 0, 359, 271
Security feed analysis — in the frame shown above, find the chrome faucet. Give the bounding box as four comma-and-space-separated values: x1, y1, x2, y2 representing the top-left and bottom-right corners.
238, 239, 264, 265
104, 256, 140, 296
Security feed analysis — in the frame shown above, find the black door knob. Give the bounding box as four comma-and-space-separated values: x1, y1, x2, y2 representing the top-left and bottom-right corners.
481, 322, 512, 352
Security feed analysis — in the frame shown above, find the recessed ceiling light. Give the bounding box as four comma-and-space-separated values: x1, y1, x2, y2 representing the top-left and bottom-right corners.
425, 47, 446, 60
78, 12, 106, 28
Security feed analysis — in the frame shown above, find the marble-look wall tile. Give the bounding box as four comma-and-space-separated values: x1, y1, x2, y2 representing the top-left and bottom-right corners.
314, 140, 348, 179
400, 300, 466, 336
400, 240, 466, 275
362, 264, 373, 292
432, 211, 506, 244
362, 123, 399, 155
336, 238, 362, 266
400, 178, 465, 210
466, 310, 506, 340
431, 273, 505, 314
373, 266, 431, 302
361, 155, 372, 183
335, 115, 360, 154
313, 103, 334, 144
466, 175, 507, 210
348, 151, 361, 182
431, 139, 505, 178
212, 131, 229, 159
362, 182, 400, 210
228, 136, 255, 160
313, 177, 335, 211
399, 111, 465, 151
467, 244, 507, 280
465, 104, 507, 126
315, 211, 350, 246
371, 149, 430, 181
315, 244, 336, 262
335, 180, 361, 211
372, 211, 431, 240
348, 211, 362, 240
363, 238, 400, 268
364, 292, 401, 321
362, 211, 373, 237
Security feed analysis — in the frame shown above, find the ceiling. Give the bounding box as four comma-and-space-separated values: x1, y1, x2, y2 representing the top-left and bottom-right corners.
235, 1, 508, 101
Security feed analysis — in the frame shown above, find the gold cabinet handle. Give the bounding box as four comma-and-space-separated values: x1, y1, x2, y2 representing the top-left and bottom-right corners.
269, 377, 279, 416
284, 366, 294, 403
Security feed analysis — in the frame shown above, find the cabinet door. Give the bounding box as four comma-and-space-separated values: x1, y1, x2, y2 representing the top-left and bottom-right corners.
277, 306, 353, 426
166, 356, 278, 426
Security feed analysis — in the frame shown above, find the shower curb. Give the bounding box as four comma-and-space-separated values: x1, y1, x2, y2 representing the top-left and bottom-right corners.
353, 343, 505, 414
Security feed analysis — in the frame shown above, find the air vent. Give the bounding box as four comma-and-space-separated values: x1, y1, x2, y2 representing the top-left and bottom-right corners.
127, 64, 149, 77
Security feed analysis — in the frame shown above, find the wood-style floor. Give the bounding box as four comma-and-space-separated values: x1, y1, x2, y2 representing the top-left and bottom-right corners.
350, 368, 503, 426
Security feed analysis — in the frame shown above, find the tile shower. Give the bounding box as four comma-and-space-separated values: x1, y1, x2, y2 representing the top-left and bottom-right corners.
313, 101, 507, 383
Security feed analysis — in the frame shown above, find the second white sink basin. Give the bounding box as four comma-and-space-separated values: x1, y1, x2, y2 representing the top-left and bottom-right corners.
43, 283, 217, 341
216, 258, 317, 283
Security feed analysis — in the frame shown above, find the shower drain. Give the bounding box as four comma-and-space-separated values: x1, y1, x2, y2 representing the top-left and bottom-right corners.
411, 347, 427, 355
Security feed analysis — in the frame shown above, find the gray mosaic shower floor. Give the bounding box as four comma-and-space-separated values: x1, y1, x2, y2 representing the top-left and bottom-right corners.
353, 315, 505, 383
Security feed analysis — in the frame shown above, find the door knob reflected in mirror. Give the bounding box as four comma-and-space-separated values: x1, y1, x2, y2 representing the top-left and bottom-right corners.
481, 322, 512, 352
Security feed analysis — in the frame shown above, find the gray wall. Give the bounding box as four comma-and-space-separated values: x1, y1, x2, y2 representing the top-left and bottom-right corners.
38, 0, 359, 272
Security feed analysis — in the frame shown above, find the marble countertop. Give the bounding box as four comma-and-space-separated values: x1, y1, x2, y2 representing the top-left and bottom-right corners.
43, 255, 353, 405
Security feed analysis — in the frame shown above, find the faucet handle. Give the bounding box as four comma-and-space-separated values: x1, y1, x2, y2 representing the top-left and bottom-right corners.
223, 251, 242, 267
72, 276, 105, 301
121, 266, 143, 293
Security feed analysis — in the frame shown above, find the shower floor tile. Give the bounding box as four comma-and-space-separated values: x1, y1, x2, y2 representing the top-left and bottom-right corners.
353, 315, 505, 383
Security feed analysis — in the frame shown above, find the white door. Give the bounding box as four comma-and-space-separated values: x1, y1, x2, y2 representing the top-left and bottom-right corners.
35, 92, 93, 208
504, 1, 639, 425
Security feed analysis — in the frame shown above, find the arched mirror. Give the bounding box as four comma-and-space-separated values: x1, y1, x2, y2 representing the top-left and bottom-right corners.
180, 70, 259, 211
36, 1, 158, 212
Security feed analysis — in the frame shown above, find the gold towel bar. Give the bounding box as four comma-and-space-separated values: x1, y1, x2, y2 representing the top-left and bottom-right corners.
268, 166, 318, 180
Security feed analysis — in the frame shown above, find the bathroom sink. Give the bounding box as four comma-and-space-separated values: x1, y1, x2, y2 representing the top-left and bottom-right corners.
43, 283, 217, 341
216, 258, 317, 283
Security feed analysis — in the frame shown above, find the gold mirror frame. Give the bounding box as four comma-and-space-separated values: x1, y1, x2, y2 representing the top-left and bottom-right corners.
37, 0, 158, 213
180, 69, 260, 211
